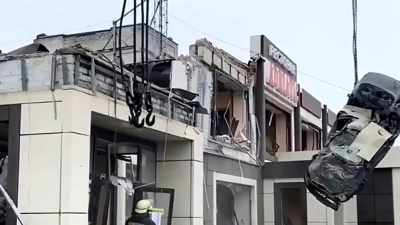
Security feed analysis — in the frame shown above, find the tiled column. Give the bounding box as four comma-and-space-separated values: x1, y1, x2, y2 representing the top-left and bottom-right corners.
307, 191, 328, 224
156, 138, 203, 225
343, 196, 357, 225
18, 90, 91, 225
263, 179, 274, 225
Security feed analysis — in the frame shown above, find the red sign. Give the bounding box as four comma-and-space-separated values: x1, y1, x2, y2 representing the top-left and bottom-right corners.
266, 62, 298, 104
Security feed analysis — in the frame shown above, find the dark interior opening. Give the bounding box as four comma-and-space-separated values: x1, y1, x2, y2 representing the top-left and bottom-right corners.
274, 182, 307, 225
0, 105, 21, 225
88, 126, 157, 225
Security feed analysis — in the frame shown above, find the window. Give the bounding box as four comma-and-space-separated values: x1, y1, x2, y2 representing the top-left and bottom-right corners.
213, 172, 257, 225
210, 77, 248, 144
266, 109, 278, 153
266, 101, 291, 153
217, 182, 252, 225
301, 121, 321, 151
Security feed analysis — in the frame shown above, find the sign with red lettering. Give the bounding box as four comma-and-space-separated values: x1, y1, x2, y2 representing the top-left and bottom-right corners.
265, 60, 298, 104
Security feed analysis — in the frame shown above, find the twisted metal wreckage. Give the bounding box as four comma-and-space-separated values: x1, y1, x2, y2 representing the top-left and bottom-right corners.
305, 0, 400, 211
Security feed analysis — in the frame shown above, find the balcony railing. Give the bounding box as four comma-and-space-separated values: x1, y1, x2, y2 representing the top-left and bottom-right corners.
0, 46, 196, 125
77, 55, 194, 125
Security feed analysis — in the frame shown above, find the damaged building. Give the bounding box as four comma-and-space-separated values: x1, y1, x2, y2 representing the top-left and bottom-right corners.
1, 24, 399, 225
184, 36, 340, 225
0, 42, 203, 225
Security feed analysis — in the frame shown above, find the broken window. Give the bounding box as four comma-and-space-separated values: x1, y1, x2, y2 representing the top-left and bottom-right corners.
216, 181, 252, 225
210, 71, 250, 148
301, 121, 321, 151
266, 101, 292, 153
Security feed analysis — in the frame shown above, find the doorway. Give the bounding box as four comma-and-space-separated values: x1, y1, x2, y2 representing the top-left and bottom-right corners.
88, 126, 175, 225
0, 105, 20, 225
274, 182, 307, 225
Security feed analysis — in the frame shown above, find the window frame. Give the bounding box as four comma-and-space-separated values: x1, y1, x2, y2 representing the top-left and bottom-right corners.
212, 172, 257, 225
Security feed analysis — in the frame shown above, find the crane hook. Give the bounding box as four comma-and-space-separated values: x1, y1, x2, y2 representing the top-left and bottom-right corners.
145, 91, 155, 126
131, 114, 145, 128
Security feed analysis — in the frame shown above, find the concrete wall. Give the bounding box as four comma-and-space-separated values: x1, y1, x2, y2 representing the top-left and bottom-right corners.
35, 25, 178, 63
203, 153, 263, 225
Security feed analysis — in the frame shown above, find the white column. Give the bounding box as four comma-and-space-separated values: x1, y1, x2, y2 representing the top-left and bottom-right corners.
18, 90, 91, 225
343, 196, 358, 225
155, 137, 203, 225
117, 161, 127, 225
263, 179, 274, 225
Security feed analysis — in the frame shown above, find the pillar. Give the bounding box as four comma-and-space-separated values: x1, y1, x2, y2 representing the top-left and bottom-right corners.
322, 104, 328, 144
294, 84, 302, 151
17, 90, 91, 225
155, 137, 203, 225
343, 196, 358, 225
254, 57, 267, 162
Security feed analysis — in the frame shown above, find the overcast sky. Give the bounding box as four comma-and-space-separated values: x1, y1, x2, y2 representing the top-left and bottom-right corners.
1, 0, 399, 114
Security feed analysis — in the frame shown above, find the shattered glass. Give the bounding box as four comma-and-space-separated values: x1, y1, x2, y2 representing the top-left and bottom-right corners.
305, 72, 400, 210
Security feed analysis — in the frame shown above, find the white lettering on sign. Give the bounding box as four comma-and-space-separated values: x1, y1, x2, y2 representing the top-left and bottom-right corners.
269, 45, 296, 76
265, 62, 298, 104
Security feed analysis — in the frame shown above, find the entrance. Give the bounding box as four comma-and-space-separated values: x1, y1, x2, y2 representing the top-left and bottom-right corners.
88, 126, 175, 225
274, 183, 307, 225
0, 105, 20, 225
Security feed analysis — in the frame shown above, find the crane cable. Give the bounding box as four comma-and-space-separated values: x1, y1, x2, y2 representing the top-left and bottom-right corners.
352, 0, 358, 87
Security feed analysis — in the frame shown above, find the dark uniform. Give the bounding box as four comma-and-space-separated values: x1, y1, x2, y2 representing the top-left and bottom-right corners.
126, 214, 156, 225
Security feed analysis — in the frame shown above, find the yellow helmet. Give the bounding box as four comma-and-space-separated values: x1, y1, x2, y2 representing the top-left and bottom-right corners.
135, 199, 153, 214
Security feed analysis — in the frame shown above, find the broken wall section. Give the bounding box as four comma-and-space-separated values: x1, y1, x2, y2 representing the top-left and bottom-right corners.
181, 39, 258, 157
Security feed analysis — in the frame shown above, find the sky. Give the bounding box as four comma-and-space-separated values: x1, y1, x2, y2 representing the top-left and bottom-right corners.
1, 0, 400, 114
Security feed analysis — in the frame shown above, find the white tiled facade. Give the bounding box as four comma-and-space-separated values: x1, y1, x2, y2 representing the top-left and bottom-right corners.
0, 88, 203, 225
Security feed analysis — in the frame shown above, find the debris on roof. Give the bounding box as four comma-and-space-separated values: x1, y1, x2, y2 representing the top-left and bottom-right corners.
7, 43, 49, 56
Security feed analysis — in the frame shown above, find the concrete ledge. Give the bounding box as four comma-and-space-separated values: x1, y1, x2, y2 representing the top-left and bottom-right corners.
276, 146, 400, 168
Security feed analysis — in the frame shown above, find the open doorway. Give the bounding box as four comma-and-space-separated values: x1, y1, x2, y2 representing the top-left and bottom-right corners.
89, 126, 175, 225
274, 183, 307, 225
0, 105, 21, 225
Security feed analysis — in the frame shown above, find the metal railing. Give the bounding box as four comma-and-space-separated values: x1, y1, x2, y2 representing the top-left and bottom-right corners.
73, 53, 195, 125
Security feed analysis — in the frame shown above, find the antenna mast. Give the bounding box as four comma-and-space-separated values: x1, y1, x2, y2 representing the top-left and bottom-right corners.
152, 0, 168, 59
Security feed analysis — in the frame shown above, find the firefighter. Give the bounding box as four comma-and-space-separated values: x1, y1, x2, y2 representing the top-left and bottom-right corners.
126, 199, 156, 225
